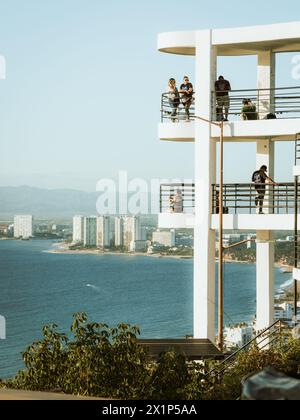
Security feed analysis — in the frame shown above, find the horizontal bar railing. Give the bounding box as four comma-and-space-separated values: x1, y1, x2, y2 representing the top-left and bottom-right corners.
161, 93, 195, 122
212, 86, 300, 121
212, 183, 300, 215
160, 184, 195, 214
296, 133, 300, 164
208, 320, 288, 379
295, 233, 300, 269
161, 87, 300, 123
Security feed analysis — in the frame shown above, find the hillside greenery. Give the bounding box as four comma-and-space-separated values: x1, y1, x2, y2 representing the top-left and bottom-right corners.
1, 313, 299, 400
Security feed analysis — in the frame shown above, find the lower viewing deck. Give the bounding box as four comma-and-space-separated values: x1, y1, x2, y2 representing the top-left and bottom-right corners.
137, 339, 223, 360
158, 183, 300, 230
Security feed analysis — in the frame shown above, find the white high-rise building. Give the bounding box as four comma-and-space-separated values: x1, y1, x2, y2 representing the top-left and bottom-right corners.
152, 230, 176, 247
115, 217, 124, 247
84, 217, 97, 247
97, 216, 111, 248
14, 215, 33, 239
123, 216, 141, 251
73, 216, 84, 244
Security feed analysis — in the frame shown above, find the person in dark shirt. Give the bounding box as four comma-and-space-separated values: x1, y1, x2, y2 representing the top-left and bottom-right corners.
179, 76, 194, 121
242, 99, 258, 120
252, 165, 277, 214
215, 76, 231, 121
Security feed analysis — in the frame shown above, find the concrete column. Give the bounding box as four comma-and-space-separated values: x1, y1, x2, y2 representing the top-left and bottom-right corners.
194, 30, 217, 342
257, 51, 276, 118
256, 139, 275, 214
256, 230, 275, 333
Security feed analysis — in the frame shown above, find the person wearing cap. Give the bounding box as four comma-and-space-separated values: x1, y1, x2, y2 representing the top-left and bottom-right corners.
215, 76, 231, 121
252, 165, 277, 214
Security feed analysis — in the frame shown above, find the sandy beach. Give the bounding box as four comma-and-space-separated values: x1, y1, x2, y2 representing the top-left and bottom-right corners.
46, 243, 193, 260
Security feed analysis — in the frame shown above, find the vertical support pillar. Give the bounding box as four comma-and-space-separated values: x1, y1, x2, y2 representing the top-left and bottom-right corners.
193, 30, 217, 342
256, 231, 275, 333
257, 51, 276, 118
256, 139, 275, 214
256, 137, 275, 334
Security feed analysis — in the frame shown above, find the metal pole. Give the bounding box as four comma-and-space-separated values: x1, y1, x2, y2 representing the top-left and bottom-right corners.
218, 121, 224, 352
294, 175, 298, 325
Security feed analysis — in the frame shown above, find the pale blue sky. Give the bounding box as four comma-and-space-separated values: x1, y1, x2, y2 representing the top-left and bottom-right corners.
0, 0, 300, 191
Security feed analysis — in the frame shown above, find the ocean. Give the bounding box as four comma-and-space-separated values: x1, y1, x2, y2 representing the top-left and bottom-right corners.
0, 240, 292, 379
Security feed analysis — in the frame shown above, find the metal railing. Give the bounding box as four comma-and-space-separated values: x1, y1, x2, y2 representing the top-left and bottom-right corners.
160, 184, 195, 214
295, 233, 300, 270
209, 320, 288, 379
212, 86, 300, 120
160, 86, 300, 123
212, 183, 300, 215
295, 133, 300, 164
161, 93, 195, 122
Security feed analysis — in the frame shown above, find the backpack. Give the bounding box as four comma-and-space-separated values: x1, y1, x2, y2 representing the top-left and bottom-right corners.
265, 113, 277, 120
252, 171, 262, 183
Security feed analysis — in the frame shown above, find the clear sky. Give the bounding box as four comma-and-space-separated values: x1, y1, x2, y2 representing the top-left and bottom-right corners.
0, 0, 300, 191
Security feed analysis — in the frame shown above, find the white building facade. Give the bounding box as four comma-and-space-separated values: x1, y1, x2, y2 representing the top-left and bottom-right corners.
96, 216, 111, 248
123, 216, 141, 252
14, 215, 33, 239
84, 217, 97, 247
224, 326, 254, 350
152, 230, 176, 247
73, 216, 84, 244
115, 217, 124, 247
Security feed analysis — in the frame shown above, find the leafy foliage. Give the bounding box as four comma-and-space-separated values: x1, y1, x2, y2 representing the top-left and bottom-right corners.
2, 314, 300, 400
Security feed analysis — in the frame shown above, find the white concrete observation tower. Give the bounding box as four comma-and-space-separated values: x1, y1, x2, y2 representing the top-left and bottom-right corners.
158, 22, 300, 345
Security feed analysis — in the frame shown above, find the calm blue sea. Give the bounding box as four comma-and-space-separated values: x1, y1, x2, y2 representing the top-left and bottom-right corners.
0, 240, 291, 379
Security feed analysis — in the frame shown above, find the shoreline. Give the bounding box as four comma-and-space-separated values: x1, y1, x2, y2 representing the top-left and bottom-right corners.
46, 245, 193, 260
47, 244, 294, 270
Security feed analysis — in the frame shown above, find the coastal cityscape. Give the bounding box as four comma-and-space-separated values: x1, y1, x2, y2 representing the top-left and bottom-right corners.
0, 212, 299, 355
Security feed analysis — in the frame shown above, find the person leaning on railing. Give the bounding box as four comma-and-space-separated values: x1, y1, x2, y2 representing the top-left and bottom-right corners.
169, 190, 184, 213
179, 76, 194, 122
167, 78, 180, 122
252, 165, 278, 215
241, 99, 258, 120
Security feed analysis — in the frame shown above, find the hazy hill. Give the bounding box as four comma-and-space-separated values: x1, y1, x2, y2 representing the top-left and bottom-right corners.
0, 186, 159, 224
0, 186, 99, 219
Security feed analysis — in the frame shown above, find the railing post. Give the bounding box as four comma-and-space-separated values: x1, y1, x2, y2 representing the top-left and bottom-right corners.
294, 176, 299, 324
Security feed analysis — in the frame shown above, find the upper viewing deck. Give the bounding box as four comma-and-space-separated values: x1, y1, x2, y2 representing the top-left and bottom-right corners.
158, 21, 300, 56
158, 22, 300, 142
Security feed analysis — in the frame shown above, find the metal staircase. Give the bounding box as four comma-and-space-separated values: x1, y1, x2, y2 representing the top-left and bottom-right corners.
209, 320, 290, 379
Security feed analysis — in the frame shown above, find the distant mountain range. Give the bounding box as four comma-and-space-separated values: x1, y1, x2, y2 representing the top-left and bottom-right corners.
0, 186, 100, 220
0, 186, 159, 223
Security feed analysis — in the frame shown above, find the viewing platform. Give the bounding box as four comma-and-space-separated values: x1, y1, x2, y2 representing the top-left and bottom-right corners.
160, 87, 300, 142
212, 182, 300, 230
158, 184, 195, 229
158, 183, 300, 231
158, 20, 300, 343
158, 21, 300, 56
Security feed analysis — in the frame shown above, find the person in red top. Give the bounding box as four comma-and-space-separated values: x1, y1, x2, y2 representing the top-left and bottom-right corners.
215, 76, 232, 121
